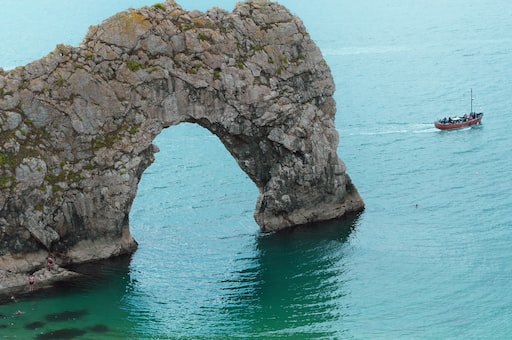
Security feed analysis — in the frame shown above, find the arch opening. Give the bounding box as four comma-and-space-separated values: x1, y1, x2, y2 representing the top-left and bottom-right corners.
130, 123, 258, 233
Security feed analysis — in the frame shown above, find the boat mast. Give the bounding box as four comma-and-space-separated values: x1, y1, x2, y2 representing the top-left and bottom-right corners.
470, 88, 473, 113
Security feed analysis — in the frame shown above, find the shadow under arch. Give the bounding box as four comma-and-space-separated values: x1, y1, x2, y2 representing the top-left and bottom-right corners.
118, 210, 362, 338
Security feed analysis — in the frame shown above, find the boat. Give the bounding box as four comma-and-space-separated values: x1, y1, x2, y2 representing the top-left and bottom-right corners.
434, 89, 484, 130
434, 112, 483, 130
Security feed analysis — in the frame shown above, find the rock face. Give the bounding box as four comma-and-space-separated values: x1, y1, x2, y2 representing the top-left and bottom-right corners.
0, 0, 364, 280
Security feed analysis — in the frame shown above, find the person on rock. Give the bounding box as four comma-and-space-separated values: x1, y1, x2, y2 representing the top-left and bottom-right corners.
46, 256, 54, 270
28, 274, 35, 291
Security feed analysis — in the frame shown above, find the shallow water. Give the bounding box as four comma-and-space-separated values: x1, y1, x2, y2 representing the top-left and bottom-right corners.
2, 0, 512, 338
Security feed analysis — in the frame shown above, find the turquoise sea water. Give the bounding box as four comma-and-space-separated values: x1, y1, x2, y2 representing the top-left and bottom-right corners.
2, 0, 512, 338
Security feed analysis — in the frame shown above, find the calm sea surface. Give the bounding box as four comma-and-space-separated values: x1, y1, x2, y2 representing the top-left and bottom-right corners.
2, 0, 512, 338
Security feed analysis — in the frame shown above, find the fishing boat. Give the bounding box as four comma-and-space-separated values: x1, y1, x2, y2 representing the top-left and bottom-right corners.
434, 89, 484, 130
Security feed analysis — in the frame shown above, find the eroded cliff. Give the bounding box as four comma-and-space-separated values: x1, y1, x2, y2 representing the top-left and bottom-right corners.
0, 0, 364, 290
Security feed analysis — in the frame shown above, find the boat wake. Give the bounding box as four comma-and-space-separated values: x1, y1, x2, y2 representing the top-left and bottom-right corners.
341, 123, 437, 136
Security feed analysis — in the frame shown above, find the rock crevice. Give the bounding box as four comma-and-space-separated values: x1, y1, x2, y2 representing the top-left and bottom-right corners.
0, 0, 364, 285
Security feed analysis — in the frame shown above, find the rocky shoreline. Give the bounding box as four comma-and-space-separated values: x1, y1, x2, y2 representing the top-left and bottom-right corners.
0, 263, 79, 301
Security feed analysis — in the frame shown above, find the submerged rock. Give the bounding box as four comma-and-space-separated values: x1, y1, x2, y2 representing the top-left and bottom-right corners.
89, 324, 109, 333
0, 0, 364, 290
45, 309, 89, 322
35, 328, 86, 340
25, 321, 45, 330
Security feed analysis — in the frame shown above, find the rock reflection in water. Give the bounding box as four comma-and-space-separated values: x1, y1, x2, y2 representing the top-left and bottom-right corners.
220, 214, 359, 337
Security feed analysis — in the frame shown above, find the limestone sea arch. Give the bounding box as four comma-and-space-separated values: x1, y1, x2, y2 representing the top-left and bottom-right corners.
0, 0, 364, 273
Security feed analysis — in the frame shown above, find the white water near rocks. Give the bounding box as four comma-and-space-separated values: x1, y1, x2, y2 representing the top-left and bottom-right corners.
2, 0, 512, 338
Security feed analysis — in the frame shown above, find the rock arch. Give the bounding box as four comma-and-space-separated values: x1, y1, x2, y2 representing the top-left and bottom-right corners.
0, 0, 364, 270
